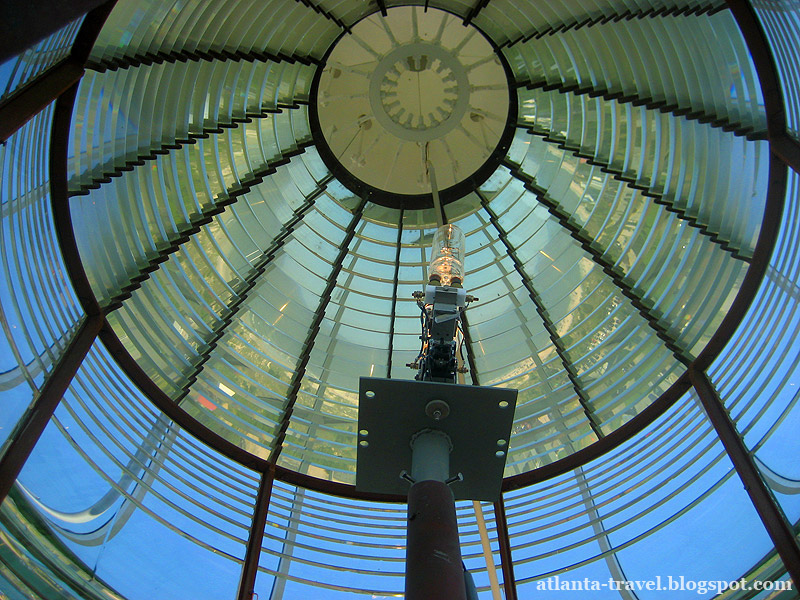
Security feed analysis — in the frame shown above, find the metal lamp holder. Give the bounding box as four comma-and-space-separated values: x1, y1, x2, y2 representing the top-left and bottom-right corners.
357, 282, 518, 600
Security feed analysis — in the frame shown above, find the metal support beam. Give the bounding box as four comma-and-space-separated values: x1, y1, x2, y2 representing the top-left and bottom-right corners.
514, 78, 760, 140
237, 464, 276, 600
499, 160, 691, 365
0, 1, 115, 143
690, 368, 800, 586
501, 3, 726, 49
0, 315, 103, 504
387, 208, 404, 378
0, 61, 83, 143
493, 497, 518, 600
268, 197, 367, 465
478, 191, 604, 438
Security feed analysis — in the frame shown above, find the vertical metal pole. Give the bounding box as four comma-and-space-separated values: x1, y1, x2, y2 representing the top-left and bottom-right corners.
690, 368, 800, 586
406, 429, 466, 600
237, 463, 276, 600
472, 500, 503, 600
0, 1, 116, 143
493, 497, 518, 600
0, 315, 103, 503
406, 480, 467, 600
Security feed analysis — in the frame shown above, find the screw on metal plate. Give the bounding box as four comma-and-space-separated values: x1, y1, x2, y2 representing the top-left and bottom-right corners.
400, 470, 416, 485
445, 473, 463, 486
425, 399, 450, 421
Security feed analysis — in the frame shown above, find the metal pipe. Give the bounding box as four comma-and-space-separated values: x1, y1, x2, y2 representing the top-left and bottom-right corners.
410, 429, 452, 483
493, 498, 518, 600
426, 159, 445, 228
406, 480, 467, 600
236, 464, 276, 600
473, 500, 503, 600
690, 368, 800, 587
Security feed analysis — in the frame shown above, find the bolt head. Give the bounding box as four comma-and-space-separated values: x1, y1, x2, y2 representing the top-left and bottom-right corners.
425, 399, 450, 421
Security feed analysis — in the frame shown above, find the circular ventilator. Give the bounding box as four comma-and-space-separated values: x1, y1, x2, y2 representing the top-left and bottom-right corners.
315, 6, 510, 198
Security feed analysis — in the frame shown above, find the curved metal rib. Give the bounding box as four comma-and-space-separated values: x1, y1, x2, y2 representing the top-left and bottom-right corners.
174, 174, 335, 399
501, 2, 726, 49
478, 190, 605, 439
500, 158, 692, 365
267, 197, 368, 465
101, 144, 316, 311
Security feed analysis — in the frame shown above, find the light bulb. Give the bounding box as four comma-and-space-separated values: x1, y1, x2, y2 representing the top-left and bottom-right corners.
428, 224, 465, 287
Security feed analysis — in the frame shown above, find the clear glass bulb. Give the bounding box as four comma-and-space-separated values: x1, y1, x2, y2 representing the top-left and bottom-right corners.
428, 224, 465, 287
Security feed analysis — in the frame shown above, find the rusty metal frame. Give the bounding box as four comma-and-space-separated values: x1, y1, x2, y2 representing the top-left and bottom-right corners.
0, 1, 115, 143
691, 369, 800, 584
236, 464, 276, 600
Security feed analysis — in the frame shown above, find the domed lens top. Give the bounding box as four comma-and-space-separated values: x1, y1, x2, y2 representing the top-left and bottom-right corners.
315, 7, 510, 198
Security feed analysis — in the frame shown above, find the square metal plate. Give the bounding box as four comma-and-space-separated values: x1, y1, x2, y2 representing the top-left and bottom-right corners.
356, 377, 517, 501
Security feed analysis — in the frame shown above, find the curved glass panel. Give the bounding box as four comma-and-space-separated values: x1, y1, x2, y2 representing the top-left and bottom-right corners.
0, 103, 83, 450
57, 0, 772, 485
0, 16, 84, 103
11, 340, 257, 599
709, 163, 800, 537
752, 1, 800, 139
